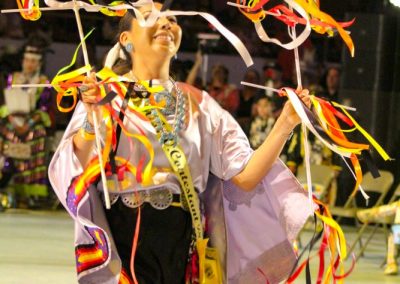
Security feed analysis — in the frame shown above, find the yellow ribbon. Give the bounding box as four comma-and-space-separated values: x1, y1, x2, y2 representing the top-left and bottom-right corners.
294, 0, 355, 56
240, 0, 354, 56
87, 0, 127, 17
95, 68, 157, 185
16, 0, 41, 21
52, 29, 95, 112
333, 102, 392, 161
311, 97, 357, 133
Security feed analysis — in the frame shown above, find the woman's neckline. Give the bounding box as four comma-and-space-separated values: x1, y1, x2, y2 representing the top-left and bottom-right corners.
124, 71, 174, 92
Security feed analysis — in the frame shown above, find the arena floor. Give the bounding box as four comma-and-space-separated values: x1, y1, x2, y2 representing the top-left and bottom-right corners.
0, 210, 399, 283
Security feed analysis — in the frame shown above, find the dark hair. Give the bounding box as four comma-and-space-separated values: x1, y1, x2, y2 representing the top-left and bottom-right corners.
211, 64, 229, 84
254, 94, 271, 104
320, 66, 341, 89
112, 11, 135, 75
244, 69, 260, 84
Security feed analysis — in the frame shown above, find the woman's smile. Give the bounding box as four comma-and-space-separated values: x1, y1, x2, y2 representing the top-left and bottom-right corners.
153, 31, 175, 44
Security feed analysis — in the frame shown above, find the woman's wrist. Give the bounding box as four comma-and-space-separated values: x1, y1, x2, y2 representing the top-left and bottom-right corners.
274, 115, 297, 136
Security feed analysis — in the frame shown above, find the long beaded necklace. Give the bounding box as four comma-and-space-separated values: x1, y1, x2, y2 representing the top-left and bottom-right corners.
149, 80, 186, 146
130, 75, 187, 146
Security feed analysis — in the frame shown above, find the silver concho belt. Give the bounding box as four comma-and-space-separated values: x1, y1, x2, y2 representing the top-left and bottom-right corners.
104, 188, 189, 211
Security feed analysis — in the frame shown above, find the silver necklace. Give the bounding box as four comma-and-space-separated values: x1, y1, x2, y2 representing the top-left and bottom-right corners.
129, 74, 187, 146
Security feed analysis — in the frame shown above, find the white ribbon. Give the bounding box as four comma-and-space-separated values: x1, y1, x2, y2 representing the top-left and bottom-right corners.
283, 88, 352, 158
253, 0, 311, 50
40, 0, 254, 67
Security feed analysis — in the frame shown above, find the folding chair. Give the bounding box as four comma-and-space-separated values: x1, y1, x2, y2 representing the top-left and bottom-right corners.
296, 164, 336, 202
357, 183, 400, 264
330, 170, 394, 259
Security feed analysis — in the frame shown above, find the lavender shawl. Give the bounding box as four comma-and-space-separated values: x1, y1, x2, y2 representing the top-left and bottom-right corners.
49, 86, 312, 284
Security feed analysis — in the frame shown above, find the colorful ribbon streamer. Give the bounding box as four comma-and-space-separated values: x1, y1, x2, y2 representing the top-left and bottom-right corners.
282, 88, 391, 200
87, 0, 127, 17
287, 198, 356, 284
15, 0, 41, 20
234, 0, 355, 55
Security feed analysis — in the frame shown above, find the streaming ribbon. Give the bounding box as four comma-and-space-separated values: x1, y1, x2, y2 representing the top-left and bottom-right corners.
287, 197, 356, 284
230, 0, 355, 56
87, 0, 128, 16
15, 0, 41, 20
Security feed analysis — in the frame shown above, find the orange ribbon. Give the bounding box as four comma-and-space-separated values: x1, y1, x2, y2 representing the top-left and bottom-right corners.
16, 0, 41, 21
236, 0, 355, 56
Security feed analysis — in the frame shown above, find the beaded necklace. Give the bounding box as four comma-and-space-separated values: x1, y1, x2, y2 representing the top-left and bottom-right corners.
130, 75, 187, 147
149, 80, 186, 146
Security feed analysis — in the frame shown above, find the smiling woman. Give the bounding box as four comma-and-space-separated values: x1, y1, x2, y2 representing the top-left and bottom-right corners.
117, 3, 182, 80
49, 2, 313, 284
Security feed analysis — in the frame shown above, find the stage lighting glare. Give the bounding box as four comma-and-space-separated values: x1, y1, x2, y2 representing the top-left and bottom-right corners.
390, 0, 400, 8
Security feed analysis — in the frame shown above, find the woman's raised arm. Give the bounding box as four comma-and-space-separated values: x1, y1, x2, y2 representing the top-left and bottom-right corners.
232, 89, 310, 191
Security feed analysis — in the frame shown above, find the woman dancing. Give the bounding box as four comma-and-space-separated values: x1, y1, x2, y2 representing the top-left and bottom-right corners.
49, 2, 312, 283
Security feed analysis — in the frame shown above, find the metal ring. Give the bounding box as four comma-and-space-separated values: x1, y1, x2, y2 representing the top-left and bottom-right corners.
121, 191, 146, 208
101, 192, 119, 206
149, 189, 173, 210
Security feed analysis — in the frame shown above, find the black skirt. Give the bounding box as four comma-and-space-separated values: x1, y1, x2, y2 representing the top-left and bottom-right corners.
105, 199, 193, 284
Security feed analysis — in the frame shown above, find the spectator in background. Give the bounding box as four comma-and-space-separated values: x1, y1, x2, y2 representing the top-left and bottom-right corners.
263, 62, 291, 110
262, 62, 288, 121
319, 66, 340, 102
0, 44, 53, 208
208, 64, 239, 115
263, 62, 287, 96
249, 95, 275, 149
236, 69, 262, 135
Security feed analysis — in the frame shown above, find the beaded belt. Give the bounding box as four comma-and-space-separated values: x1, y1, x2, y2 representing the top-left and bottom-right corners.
104, 188, 189, 211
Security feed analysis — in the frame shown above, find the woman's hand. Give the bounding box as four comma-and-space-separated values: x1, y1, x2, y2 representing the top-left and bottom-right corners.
232, 88, 311, 192
279, 89, 311, 130
80, 72, 102, 126
73, 72, 101, 168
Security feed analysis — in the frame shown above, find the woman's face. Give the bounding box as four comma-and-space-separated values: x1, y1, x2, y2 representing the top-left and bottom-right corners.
257, 98, 273, 119
123, 3, 182, 62
326, 68, 339, 90
22, 55, 41, 75
211, 66, 227, 85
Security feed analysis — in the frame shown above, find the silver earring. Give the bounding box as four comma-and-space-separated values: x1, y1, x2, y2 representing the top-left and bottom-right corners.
174, 53, 178, 60
125, 42, 133, 53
